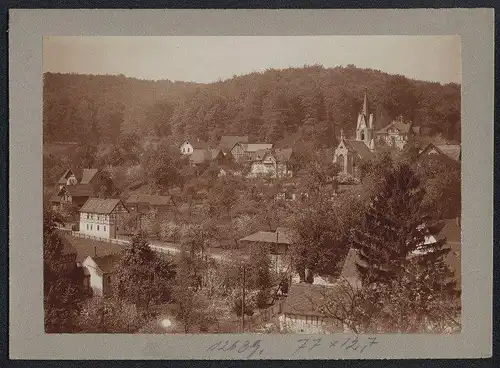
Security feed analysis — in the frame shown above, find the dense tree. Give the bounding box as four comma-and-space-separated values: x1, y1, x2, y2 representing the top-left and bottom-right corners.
292, 192, 364, 282
43, 207, 84, 332
44, 67, 460, 146
142, 142, 184, 191
92, 169, 117, 198
78, 297, 144, 333
113, 232, 176, 313
351, 156, 455, 288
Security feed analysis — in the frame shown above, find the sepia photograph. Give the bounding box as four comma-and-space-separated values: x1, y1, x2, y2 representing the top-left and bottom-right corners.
41, 35, 463, 335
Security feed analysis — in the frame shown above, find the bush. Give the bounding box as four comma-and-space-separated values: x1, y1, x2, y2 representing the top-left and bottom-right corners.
160, 221, 181, 242
336, 172, 359, 185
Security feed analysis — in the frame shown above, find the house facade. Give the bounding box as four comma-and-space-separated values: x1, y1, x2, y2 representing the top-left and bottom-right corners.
248, 148, 294, 178
230, 142, 273, 163
57, 168, 99, 190
79, 198, 128, 239
179, 139, 208, 155
82, 254, 121, 297
51, 184, 95, 211
375, 116, 419, 150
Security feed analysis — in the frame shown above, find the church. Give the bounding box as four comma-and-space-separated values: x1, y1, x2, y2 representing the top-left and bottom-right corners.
333, 89, 419, 176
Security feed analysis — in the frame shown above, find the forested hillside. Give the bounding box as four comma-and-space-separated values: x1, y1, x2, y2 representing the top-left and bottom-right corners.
43, 65, 461, 147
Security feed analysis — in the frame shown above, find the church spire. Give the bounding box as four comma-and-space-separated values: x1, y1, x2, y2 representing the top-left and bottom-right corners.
362, 87, 369, 117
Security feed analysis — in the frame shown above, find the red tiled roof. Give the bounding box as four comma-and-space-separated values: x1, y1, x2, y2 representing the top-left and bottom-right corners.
219, 135, 249, 150
189, 149, 213, 164
91, 254, 121, 274
79, 198, 124, 214
180, 139, 208, 150
243, 143, 273, 152
125, 194, 174, 207
437, 145, 461, 162
64, 184, 95, 198
58, 168, 99, 184
239, 228, 294, 245
376, 119, 413, 135
282, 283, 337, 317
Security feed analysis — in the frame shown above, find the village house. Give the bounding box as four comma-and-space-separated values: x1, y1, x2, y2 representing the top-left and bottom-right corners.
51, 184, 96, 211
239, 227, 294, 273
278, 283, 341, 333
376, 116, 420, 149
248, 148, 295, 178
79, 198, 129, 239
81, 254, 121, 297
218, 135, 249, 151
230, 142, 273, 163
179, 138, 208, 155
417, 142, 461, 164
124, 194, 178, 214
56, 168, 99, 190
188, 149, 214, 167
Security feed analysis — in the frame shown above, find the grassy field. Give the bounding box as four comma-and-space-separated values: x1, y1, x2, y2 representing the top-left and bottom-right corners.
61, 233, 126, 262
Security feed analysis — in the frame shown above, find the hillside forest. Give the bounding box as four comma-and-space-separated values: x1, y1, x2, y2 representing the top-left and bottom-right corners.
43, 65, 461, 148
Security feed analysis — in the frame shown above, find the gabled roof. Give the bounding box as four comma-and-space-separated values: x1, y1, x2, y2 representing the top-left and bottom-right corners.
79, 198, 125, 214
344, 139, 374, 160
181, 139, 208, 150
418, 143, 461, 162
80, 169, 99, 184
239, 227, 294, 245
243, 143, 273, 152
125, 194, 174, 207
251, 149, 270, 161
189, 149, 213, 164
63, 184, 95, 198
282, 283, 335, 317
88, 254, 121, 274
275, 148, 293, 162
219, 135, 249, 150
58, 168, 99, 185
376, 119, 413, 135
437, 144, 461, 162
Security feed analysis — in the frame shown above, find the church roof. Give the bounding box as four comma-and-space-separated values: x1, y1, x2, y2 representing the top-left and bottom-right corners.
344, 139, 374, 160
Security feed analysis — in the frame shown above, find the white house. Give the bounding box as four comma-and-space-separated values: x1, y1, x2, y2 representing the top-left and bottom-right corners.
79, 198, 128, 239
82, 254, 121, 297
179, 139, 208, 155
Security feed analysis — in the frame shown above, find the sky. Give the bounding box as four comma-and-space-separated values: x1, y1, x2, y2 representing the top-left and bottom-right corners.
43, 36, 461, 84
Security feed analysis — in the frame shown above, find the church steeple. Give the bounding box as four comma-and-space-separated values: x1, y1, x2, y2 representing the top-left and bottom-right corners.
362, 87, 369, 117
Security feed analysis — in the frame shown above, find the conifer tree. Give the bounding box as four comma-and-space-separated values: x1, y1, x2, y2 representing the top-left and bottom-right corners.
351, 157, 454, 290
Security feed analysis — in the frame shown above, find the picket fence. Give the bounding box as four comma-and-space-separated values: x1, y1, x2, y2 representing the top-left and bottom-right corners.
246, 299, 286, 329
71, 231, 130, 245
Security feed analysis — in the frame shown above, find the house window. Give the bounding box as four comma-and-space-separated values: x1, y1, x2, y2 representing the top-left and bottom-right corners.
90, 224, 93, 230
86, 224, 89, 230
86, 213, 89, 219
360, 130, 365, 141
97, 225, 100, 231
104, 225, 106, 232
